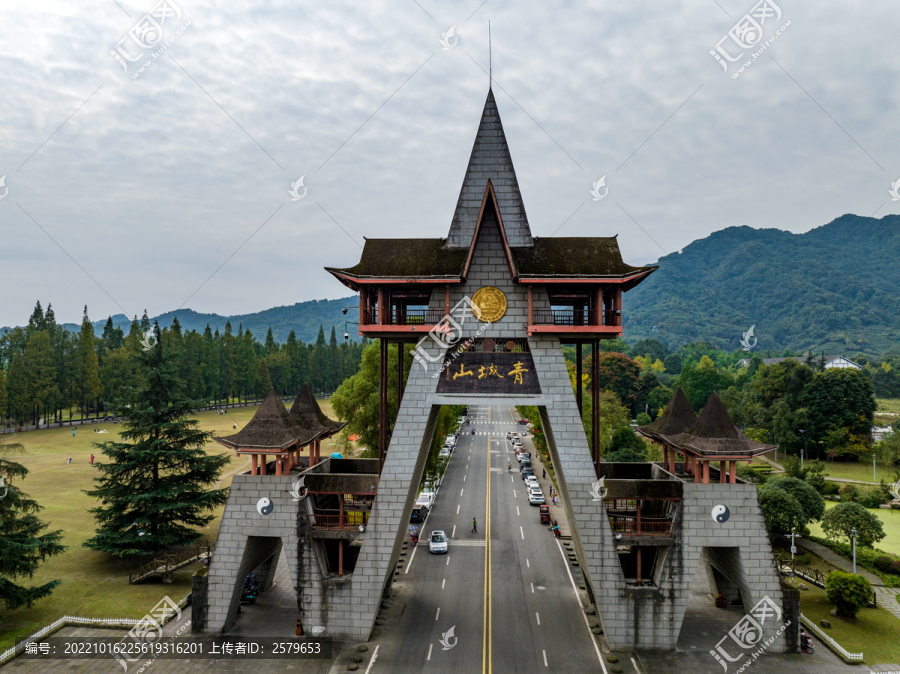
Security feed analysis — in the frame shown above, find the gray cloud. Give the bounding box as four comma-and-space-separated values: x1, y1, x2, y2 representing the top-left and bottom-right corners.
1, 0, 898, 325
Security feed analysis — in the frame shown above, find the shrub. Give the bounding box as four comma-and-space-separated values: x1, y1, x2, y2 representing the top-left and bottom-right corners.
805, 461, 827, 493
858, 486, 887, 508
822, 481, 840, 496
825, 571, 872, 619
765, 477, 826, 523
605, 448, 644, 463
759, 488, 805, 534
736, 463, 763, 484
875, 556, 896, 574
839, 483, 860, 502
636, 412, 651, 426
822, 502, 887, 547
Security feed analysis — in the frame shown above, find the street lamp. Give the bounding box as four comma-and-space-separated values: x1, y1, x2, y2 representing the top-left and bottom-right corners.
797, 429, 806, 469
873, 451, 877, 483
850, 527, 858, 574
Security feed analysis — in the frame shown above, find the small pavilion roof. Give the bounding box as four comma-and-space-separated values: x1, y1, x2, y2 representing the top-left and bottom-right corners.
661, 393, 777, 457
636, 387, 696, 440
214, 389, 304, 451
288, 385, 347, 444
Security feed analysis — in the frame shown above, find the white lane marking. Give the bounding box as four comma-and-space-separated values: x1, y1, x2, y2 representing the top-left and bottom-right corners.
513, 490, 516, 498
531, 582, 534, 594
456, 505, 460, 515
536, 612, 540, 625
556, 539, 606, 672
543, 650, 548, 667
405, 541, 419, 575
460, 488, 464, 496
442, 578, 446, 589
452, 524, 456, 537
526, 559, 530, 568
516, 506, 520, 516
520, 526, 525, 540
427, 643, 433, 661
435, 607, 440, 620
446, 557, 450, 566
364, 644, 380, 674
510, 475, 513, 483
464, 475, 466, 481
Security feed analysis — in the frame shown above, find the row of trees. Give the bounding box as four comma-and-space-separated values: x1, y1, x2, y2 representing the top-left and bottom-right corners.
0, 302, 366, 427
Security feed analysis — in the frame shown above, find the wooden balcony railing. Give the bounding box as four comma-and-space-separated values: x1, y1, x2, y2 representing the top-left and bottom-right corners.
308, 510, 371, 530
531, 309, 619, 327
363, 307, 445, 326
607, 517, 673, 537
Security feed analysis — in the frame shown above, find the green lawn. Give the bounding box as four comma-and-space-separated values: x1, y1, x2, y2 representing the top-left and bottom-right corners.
0, 400, 349, 651
807, 502, 900, 556
876, 398, 900, 414
789, 579, 900, 665
820, 459, 896, 484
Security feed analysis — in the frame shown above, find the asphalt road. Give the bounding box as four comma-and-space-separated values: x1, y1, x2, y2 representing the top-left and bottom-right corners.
375, 404, 602, 673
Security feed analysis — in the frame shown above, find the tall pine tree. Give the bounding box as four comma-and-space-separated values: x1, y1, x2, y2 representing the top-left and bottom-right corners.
84, 324, 230, 556
0, 436, 66, 614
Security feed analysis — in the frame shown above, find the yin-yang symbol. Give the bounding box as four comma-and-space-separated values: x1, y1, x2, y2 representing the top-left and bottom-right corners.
257, 497, 274, 516
711, 504, 730, 523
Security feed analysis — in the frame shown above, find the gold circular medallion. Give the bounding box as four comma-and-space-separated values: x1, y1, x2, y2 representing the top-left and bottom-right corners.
471, 286, 507, 323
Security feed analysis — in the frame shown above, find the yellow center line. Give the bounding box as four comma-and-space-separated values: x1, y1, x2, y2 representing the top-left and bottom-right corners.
485, 432, 493, 673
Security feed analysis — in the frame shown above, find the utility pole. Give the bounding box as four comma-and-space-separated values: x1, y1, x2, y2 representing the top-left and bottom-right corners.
873, 452, 877, 483
851, 527, 858, 574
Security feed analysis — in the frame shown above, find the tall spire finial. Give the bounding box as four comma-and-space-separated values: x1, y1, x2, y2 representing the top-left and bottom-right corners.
489, 21, 492, 89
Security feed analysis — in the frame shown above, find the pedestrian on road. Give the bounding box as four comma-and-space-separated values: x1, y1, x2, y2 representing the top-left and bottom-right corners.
472, 517, 477, 533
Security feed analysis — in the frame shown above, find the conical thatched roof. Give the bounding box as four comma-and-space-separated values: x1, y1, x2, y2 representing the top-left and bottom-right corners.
637, 387, 696, 439
215, 389, 304, 450
664, 393, 777, 457
288, 384, 347, 444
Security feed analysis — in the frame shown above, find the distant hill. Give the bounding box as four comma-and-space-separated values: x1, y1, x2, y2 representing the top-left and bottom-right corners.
623, 214, 900, 356
3, 297, 358, 345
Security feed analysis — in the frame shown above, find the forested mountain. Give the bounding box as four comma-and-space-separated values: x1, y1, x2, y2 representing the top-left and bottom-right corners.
624, 214, 900, 356
2, 297, 356, 346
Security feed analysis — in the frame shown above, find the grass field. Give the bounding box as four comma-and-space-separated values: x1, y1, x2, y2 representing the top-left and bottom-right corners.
806, 502, 900, 556
820, 460, 897, 484
876, 398, 900, 414
787, 579, 900, 665
0, 399, 347, 651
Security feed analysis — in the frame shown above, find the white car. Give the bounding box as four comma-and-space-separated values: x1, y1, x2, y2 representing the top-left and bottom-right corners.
527, 490, 545, 506
429, 530, 448, 554
446, 435, 457, 446
524, 476, 540, 489
416, 492, 434, 509
439, 448, 451, 459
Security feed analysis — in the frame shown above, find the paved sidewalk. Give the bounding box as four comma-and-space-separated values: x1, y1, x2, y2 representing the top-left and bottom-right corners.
874, 586, 900, 622
795, 539, 883, 586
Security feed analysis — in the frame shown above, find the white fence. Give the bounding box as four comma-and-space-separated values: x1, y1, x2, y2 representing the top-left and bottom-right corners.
0, 596, 189, 666
800, 613, 863, 662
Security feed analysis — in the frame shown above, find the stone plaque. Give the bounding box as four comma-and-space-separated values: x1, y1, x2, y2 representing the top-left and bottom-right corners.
436, 352, 541, 394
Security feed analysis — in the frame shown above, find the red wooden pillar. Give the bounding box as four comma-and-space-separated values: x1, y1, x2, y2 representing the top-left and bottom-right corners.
275, 456, 282, 476
663, 446, 669, 471
359, 286, 368, 327
719, 460, 727, 483
702, 460, 710, 484
260, 456, 267, 475
339, 539, 344, 576
693, 459, 700, 484
636, 500, 642, 536
729, 461, 737, 484
670, 448, 677, 474
251, 454, 258, 476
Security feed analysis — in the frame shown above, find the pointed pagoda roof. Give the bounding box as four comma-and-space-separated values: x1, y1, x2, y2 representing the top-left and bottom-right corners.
636, 387, 696, 439
446, 89, 533, 249
663, 393, 777, 457
215, 389, 304, 451
288, 384, 347, 442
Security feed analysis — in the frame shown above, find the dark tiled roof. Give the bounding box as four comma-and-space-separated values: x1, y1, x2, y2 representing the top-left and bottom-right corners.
663, 393, 777, 457
288, 385, 347, 443
325, 239, 468, 280
637, 387, 696, 438
215, 389, 304, 450
446, 89, 534, 249
513, 237, 656, 280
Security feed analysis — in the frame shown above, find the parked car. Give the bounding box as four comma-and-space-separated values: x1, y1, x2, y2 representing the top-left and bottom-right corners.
439, 448, 451, 459
429, 530, 448, 554
524, 476, 540, 489
410, 507, 428, 523
416, 491, 434, 509
521, 469, 535, 481
528, 491, 545, 506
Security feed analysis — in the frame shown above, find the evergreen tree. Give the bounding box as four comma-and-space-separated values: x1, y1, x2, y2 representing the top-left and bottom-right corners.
6, 351, 28, 424
256, 359, 273, 396
24, 331, 57, 425
264, 328, 277, 356
84, 325, 230, 556
0, 366, 7, 424
26, 302, 46, 337
75, 306, 101, 416
329, 327, 343, 391
0, 436, 66, 614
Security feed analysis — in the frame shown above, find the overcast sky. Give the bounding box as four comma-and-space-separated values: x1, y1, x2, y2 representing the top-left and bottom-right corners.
1, 0, 898, 327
